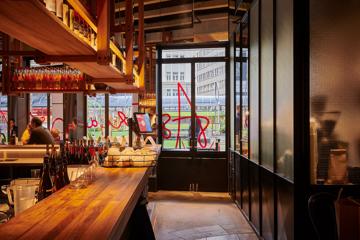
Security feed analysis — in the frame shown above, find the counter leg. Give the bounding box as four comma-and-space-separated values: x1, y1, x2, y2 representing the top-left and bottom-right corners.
125, 195, 156, 240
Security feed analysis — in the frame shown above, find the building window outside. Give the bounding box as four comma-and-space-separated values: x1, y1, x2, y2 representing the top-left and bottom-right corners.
167, 89, 171, 96
180, 72, 185, 81
173, 72, 179, 81
166, 72, 171, 81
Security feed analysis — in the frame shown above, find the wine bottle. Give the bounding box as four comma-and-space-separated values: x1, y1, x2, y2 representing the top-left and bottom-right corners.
62, 0, 69, 26
45, 0, 56, 13
73, 12, 80, 35
55, 156, 65, 190
69, 9, 74, 31
38, 153, 53, 201
56, 0, 63, 19
62, 155, 70, 185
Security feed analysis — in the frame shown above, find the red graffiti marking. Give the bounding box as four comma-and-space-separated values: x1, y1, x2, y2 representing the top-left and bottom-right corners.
0, 110, 8, 124
108, 111, 128, 129
162, 82, 210, 149
162, 113, 172, 139
87, 118, 99, 128
51, 117, 63, 129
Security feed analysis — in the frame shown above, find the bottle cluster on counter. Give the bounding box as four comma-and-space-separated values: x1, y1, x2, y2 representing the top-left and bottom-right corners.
38, 145, 70, 201
64, 139, 106, 165
42, 0, 97, 49
38, 141, 105, 201
12, 67, 84, 91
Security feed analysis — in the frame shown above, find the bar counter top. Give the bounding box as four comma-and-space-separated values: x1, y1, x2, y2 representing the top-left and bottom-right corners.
0, 167, 151, 240
0, 145, 58, 149
0, 158, 43, 165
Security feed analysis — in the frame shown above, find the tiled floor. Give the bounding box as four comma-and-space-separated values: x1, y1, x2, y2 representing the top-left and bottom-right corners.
148, 191, 258, 240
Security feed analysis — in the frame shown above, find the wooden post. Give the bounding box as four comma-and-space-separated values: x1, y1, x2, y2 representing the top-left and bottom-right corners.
1, 33, 10, 95
125, 0, 134, 84
137, 0, 145, 89
97, 0, 110, 65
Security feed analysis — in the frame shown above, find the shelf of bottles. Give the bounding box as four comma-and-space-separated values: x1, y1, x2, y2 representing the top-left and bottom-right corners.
42, 0, 122, 69
11, 66, 85, 92
43, 0, 97, 50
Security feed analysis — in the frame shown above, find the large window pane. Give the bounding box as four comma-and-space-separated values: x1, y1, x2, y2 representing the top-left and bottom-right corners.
195, 62, 226, 151
50, 93, 63, 141
30, 93, 48, 128
241, 26, 249, 157
87, 95, 105, 139
260, 0, 274, 170
249, 0, 260, 163
0, 95, 8, 142
310, 0, 360, 185
162, 63, 191, 150
235, 31, 241, 152
276, 0, 294, 180
109, 94, 132, 138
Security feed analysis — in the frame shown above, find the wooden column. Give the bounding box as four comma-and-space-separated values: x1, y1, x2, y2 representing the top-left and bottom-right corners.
1, 33, 10, 95
137, 0, 145, 89
125, 0, 134, 84
97, 0, 110, 65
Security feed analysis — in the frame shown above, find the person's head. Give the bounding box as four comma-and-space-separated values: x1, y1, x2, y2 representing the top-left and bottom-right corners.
50, 128, 60, 140
30, 117, 43, 128
9, 118, 15, 128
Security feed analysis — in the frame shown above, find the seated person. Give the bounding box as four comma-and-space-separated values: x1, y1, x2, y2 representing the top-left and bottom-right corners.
21, 124, 31, 145
27, 117, 55, 145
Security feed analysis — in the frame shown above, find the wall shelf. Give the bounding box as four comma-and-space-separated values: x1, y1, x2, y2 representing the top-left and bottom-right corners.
0, 0, 136, 90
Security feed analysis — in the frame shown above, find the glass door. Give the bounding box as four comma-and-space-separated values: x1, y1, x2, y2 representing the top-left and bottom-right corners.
195, 62, 226, 151
158, 45, 228, 191
161, 63, 192, 150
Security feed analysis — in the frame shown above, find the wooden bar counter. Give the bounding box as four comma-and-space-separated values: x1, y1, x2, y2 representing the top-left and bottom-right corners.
0, 167, 152, 240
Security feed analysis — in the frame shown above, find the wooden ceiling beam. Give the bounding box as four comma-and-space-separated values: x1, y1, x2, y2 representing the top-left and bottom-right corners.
35, 55, 97, 63
117, 0, 228, 20
1, 33, 10, 94
0, 50, 38, 56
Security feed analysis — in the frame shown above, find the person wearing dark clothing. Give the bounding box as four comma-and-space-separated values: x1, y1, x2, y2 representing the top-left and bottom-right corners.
8, 118, 18, 138
27, 117, 55, 145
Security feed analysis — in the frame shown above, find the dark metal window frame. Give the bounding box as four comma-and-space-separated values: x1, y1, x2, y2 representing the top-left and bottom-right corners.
157, 42, 230, 156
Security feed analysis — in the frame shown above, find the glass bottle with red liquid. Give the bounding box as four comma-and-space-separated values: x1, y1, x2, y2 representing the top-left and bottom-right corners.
24, 68, 31, 90
30, 68, 37, 90
60, 69, 66, 90
42, 68, 49, 90
35, 68, 42, 90
12, 69, 19, 90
